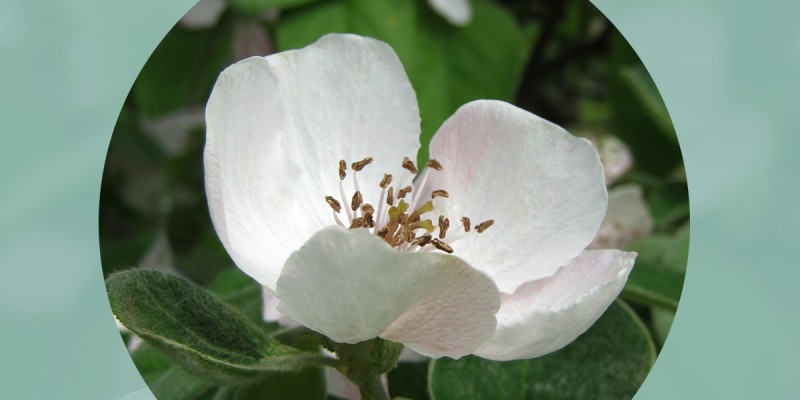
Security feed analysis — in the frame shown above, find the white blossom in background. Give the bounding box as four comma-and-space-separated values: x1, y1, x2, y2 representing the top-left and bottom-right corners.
590, 184, 654, 250
428, 0, 472, 26
204, 33, 635, 362
180, 0, 226, 29
596, 135, 634, 185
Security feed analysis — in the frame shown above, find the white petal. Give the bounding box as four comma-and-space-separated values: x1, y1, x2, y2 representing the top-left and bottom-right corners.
474, 250, 635, 361
180, 0, 226, 29
261, 286, 299, 327
590, 184, 654, 249
275, 226, 500, 358
427, 0, 472, 26
597, 135, 633, 185
427, 100, 607, 293
205, 34, 421, 289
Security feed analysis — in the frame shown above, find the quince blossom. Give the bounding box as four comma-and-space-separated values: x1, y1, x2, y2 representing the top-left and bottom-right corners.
204, 34, 635, 360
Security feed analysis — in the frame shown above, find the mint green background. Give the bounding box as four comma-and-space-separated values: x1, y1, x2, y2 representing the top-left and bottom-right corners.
0, 0, 796, 399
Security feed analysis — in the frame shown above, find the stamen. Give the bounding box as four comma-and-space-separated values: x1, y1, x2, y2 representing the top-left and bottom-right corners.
352, 157, 373, 171
365, 213, 375, 228
398, 186, 413, 199
427, 159, 443, 170
408, 219, 434, 232
379, 174, 393, 188
361, 203, 374, 215
475, 219, 495, 233
431, 238, 454, 253
412, 234, 432, 247
339, 179, 353, 223
386, 187, 394, 206
431, 190, 449, 199
438, 215, 450, 239
349, 217, 368, 229
338, 160, 347, 180
402, 156, 418, 174
461, 217, 471, 232
351, 191, 363, 212
325, 196, 342, 213
333, 211, 345, 227
376, 226, 389, 238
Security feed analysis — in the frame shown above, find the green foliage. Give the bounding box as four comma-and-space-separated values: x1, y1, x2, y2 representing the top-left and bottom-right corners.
388, 361, 431, 400
429, 301, 656, 400
133, 19, 234, 118
623, 223, 689, 310
231, 0, 322, 15
107, 269, 333, 384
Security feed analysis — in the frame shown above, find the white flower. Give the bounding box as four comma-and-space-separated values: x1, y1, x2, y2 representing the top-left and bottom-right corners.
180, 0, 226, 29
428, 0, 472, 26
590, 184, 654, 250
204, 34, 635, 360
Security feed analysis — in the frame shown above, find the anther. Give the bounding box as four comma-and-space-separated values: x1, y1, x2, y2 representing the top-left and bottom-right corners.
461, 217, 471, 232
365, 213, 375, 228
402, 156, 418, 174
431, 190, 449, 199
475, 219, 495, 233
351, 191, 363, 211
376, 226, 389, 238
361, 203, 374, 215
386, 187, 394, 205
427, 159, 443, 170
398, 186, 413, 199
431, 238, 454, 254
438, 215, 450, 239
412, 234, 432, 247
325, 196, 342, 213
379, 174, 393, 188
352, 157, 373, 171
349, 217, 368, 229
338, 160, 347, 180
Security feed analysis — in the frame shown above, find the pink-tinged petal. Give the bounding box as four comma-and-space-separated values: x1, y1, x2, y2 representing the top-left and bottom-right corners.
205, 34, 421, 289
473, 250, 635, 361
597, 135, 633, 185
427, 100, 607, 293
275, 227, 500, 358
261, 287, 299, 327
427, 0, 472, 26
590, 184, 653, 249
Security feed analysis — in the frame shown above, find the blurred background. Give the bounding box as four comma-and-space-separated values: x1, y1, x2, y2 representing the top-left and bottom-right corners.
98, 0, 688, 398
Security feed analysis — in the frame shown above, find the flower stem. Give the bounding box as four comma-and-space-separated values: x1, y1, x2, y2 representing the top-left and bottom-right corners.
358, 374, 390, 400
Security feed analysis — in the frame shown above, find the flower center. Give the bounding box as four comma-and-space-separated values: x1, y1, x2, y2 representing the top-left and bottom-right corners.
324, 156, 493, 254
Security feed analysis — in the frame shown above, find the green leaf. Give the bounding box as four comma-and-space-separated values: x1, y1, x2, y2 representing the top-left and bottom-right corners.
107, 269, 335, 384
133, 20, 233, 118
233, 368, 326, 400
207, 268, 265, 323
275, 0, 530, 163
388, 361, 431, 400
650, 306, 676, 349
623, 223, 689, 310
429, 301, 655, 400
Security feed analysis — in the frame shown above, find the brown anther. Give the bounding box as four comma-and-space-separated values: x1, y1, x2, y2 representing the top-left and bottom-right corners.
351, 191, 363, 211
402, 156, 418, 174
406, 230, 416, 242
412, 234, 432, 247
349, 217, 368, 229
461, 217, 471, 232
475, 219, 495, 233
431, 238, 454, 254
427, 159, 443, 170
397, 186, 413, 199
361, 203, 374, 215
379, 174, 393, 188
393, 228, 408, 246
431, 190, 449, 199
386, 187, 394, 205
338, 160, 347, 180
325, 196, 342, 213
352, 157, 373, 171
365, 213, 375, 228
438, 215, 450, 239
376, 226, 389, 238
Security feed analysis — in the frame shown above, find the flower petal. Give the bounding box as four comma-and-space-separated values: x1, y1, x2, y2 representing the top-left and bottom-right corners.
427, 0, 472, 26
180, 0, 226, 29
590, 184, 653, 249
205, 34, 421, 289
473, 250, 635, 361
275, 226, 500, 358
427, 100, 607, 293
